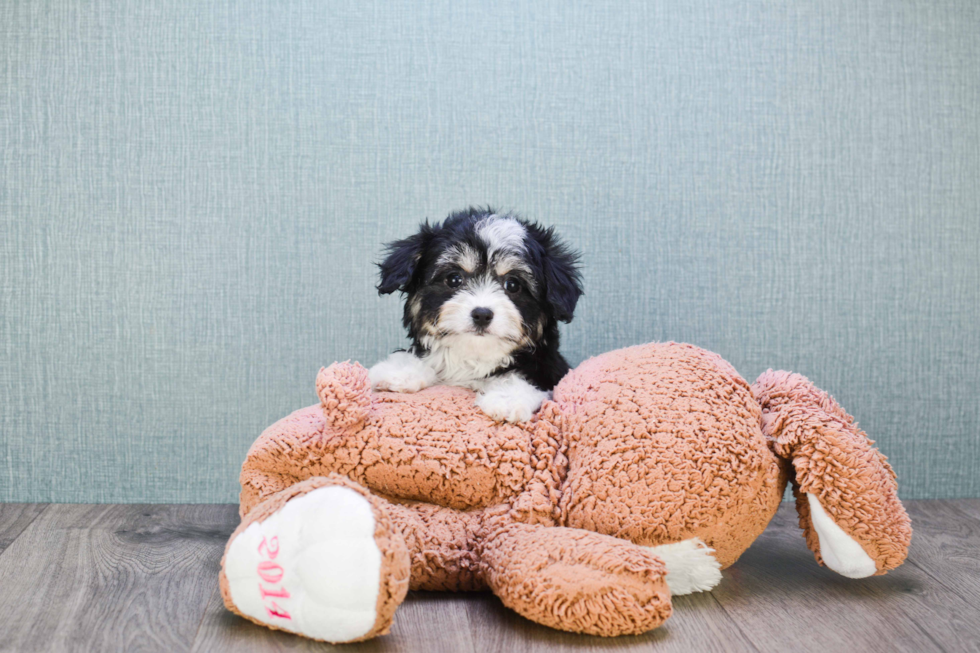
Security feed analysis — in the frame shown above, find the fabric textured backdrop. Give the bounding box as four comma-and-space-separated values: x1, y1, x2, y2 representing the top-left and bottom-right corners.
2, 1, 978, 503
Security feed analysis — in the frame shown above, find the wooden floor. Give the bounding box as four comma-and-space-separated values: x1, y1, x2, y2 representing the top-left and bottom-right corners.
0, 501, 977, 652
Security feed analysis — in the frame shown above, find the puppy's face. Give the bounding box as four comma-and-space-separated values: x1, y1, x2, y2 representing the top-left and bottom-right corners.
412, 220, 537, 349
377, 209, 582, 359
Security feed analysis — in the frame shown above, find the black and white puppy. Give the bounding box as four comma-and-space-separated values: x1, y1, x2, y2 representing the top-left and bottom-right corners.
369, 207, 583, 423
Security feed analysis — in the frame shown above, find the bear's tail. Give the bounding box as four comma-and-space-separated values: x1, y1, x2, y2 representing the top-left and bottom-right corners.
752, 371, 911, 577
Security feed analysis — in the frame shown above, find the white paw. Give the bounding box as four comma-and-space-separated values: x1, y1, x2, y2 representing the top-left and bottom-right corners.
223, 486, 383, 642
475, 391, 535, 423
645, 538, 722, 595
368, 351, 438, 393
806, 493, 878, 579
474, 375, 548, 423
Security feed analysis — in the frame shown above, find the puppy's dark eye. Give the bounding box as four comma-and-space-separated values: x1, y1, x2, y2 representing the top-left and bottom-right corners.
504, 277, 521, 294
446, 273, 463, 288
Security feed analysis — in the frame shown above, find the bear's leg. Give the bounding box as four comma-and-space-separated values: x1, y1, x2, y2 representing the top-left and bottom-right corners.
382, 500, 487, 591
753, 370, 912, 577
480, 523, 672, 636
220, 475, 410, 643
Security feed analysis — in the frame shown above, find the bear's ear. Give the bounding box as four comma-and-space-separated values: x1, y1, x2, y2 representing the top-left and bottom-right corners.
317, 361, 371, 429
376, 223, 435, 295
529, 225, 583, 323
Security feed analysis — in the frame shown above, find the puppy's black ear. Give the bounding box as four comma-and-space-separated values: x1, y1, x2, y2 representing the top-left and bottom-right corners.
376, 224, 433, 295
533, 226, 583, 323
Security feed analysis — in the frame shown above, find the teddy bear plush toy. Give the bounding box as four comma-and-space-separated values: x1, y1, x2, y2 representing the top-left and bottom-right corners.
218, 342, 911, 643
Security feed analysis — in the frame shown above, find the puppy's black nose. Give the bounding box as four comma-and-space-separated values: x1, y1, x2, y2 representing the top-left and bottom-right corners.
470, 307, 494, 328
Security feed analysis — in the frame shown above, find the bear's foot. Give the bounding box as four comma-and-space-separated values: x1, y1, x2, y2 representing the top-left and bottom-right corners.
804, 493, 877, 578
220, 476, 410, 643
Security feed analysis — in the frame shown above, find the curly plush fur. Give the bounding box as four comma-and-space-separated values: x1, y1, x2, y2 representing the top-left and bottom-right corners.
221, 342, 911, 642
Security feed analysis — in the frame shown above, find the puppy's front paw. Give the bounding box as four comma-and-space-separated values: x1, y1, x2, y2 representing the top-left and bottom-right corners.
370, 370, 430, 393
368, 352, 438, 393
475, 382, 548, 423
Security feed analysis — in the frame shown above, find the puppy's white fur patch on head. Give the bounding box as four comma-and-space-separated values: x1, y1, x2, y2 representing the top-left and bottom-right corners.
476, 215, 526, 257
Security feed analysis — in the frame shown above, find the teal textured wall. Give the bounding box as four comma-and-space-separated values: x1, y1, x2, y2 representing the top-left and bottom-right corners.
2, 1, 978, 502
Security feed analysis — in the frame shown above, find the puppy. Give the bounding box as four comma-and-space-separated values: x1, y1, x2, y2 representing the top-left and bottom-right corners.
369, 207, 583, 423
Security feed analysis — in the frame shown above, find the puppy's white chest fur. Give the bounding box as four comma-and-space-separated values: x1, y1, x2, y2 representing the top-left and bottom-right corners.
418, 334, 514, 388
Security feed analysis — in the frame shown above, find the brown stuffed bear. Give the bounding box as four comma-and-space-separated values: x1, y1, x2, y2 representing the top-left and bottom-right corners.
218, 342, 911, 643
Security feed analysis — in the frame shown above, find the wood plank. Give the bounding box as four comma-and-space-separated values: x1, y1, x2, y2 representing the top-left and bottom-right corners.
942, 498, 980, 523
712, 502, 980, 653
903, 501, 980, 616
1, 500, 974, 652
195, 582, 758, 653
192, 587, 479, 653
458, 587, 758, 653
391, 592, 479, 653
197, 503, 968, 653
197, 545, 755, 651
0, 503, 239, 652
0, 503, 47, 553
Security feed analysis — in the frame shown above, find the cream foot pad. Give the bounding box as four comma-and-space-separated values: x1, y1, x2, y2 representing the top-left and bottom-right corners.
806, 493, 877, 579
223, 486, 386, 642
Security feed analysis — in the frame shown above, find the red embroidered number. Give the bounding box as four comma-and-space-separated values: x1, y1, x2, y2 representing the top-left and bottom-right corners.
257, 536, 291, 620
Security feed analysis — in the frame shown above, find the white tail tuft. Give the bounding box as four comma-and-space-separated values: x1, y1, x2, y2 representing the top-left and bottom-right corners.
646, 538, 723, 595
